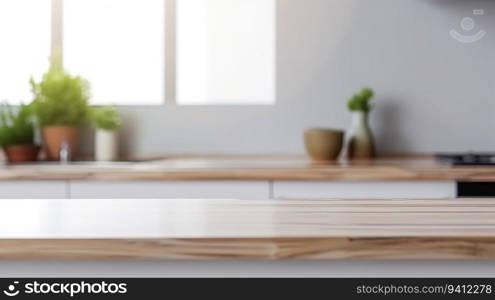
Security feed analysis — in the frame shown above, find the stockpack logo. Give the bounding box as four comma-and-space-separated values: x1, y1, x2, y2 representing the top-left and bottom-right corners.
3, 281, 20, 297
2, 280, 127, 298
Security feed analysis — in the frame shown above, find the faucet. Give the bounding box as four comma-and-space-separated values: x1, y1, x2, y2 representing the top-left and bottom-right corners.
59, 140, 71, 164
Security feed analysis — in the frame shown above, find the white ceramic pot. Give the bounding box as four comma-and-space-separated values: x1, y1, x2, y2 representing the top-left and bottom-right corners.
95, 130, 118, 161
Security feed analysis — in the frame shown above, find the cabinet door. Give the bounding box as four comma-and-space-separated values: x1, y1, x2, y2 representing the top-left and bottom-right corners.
69, 180, 270, 199
0, 181, 68, 199
273, 181, 456, 199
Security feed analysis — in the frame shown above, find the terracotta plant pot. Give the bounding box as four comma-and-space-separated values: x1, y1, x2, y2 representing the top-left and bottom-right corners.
42, 126, 79, 161
3, 144, 40, 163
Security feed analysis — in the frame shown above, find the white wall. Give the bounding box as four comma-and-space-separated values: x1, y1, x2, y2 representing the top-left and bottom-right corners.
93, 0, 495, 156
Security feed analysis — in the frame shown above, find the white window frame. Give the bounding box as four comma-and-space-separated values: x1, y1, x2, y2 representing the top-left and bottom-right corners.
50, 0, 276, 107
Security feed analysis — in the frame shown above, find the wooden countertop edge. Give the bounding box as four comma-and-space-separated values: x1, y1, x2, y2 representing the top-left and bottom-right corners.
2, 153, 495, 181
2, 237, 495, 260
1, 166, 495, 181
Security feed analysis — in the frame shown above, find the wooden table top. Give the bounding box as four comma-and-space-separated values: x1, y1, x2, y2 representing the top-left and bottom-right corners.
1, 155, 495, 181
3, 198, 495, 260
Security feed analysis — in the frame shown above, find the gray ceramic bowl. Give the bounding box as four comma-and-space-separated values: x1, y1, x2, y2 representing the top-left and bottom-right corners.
304, 128, 344, 161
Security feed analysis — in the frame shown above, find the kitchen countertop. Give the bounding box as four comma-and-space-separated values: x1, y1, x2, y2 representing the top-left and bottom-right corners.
0, 155, 495, 181
2, 197, 495, 260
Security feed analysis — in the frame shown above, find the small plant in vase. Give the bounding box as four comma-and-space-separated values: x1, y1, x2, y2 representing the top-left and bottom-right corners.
90, 106, 121, 161
0, 103, 40, 162
30, 54, 90, 160
346, 87, 376, 159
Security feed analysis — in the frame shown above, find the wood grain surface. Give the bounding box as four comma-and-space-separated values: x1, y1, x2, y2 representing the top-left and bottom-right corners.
2, 198, 495, 259
0, 156, 495, 181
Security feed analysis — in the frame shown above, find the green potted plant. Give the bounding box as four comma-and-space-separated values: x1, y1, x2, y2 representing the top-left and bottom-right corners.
90, 106, 121, 161
346, 87, 376, 159
0, 103, 40, 162
30, 56, 90, 160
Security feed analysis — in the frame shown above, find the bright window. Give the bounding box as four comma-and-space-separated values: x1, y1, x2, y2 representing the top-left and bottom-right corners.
0, 0, 276, 106
177, 0, 276, 105
64, 0, 165, 105
0, 0, 51, 104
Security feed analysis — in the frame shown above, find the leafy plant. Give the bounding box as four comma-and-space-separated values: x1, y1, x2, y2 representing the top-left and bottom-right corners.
347, 87, 375, 112
0, 103, 35, 146
30, 58, 90, 127
90, 106, 121, 131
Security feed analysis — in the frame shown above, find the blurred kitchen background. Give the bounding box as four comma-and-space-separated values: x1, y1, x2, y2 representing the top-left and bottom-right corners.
1, 0, 494, 157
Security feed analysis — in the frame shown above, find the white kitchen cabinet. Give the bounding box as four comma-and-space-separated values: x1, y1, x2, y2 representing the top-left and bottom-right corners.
0, 180, 457, 200
69, 180, 270, 199
0, 181, 68, 199
273, 181, 456, 199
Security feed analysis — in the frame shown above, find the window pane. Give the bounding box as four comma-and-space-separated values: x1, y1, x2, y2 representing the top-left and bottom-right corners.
64, 0, 165, 105
177, 0, 276, 105
0, 0, 51, 104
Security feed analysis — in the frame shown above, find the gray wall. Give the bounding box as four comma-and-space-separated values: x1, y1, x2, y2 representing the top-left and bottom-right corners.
112, 0, 495, 156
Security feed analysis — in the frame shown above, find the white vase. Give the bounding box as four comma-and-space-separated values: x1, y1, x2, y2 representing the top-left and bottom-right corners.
345, 111, 375, 159
95, 130, 118, 161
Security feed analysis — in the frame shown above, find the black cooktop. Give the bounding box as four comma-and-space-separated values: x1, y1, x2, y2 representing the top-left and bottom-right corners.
436, 153, 495, 166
